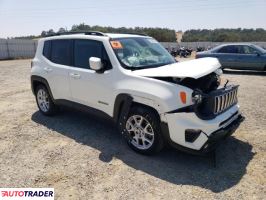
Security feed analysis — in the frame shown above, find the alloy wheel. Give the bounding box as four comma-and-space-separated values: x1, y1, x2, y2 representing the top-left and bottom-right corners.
125, 115, 155, 150
37, 89, 50, 112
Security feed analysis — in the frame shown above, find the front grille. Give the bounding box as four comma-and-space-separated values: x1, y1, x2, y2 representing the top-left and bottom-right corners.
214, 87, 238, 114
194, 85, 239, 120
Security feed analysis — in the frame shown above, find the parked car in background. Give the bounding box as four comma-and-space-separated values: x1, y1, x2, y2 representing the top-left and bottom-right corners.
196, 43, 266, 71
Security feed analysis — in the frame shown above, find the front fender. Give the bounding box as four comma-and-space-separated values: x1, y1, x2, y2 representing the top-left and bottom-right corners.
114, 75, 194, 114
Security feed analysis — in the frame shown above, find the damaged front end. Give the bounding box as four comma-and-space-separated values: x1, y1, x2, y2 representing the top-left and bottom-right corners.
192, 85, 239, 120
176, 71, 222, 93
161, 71, 243, 153
163, 70, 239, 120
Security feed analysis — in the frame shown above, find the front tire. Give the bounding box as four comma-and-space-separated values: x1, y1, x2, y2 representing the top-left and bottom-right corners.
121, 106, 164, 155
35, 85, 58, 116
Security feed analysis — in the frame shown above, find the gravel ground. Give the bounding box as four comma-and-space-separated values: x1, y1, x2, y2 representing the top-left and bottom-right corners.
0, 59, 265, 200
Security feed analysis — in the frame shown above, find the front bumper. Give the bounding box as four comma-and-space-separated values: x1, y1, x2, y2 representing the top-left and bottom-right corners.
161, 105, 244, 154
200, 114, 244, 153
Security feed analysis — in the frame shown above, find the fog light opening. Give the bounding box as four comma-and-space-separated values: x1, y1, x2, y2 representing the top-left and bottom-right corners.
185, 129, 202, 143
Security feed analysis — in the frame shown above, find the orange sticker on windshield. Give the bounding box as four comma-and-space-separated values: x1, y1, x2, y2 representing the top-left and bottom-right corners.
111, 41, 123, 49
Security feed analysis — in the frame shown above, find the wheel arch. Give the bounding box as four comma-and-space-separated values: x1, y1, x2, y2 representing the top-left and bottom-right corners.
31, 75, 54, 101
113, 93, 161, 124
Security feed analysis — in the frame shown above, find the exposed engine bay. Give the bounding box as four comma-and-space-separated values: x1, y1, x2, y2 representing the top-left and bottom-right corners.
153, 72, 221, 93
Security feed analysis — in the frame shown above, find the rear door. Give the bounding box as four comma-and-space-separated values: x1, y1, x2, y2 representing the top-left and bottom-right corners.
214, 45, 239, 68
42, 39, 72, 100
69, 39, 114, 115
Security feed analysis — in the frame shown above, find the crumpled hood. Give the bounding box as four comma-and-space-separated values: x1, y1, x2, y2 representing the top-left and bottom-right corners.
131, 57, 221, 79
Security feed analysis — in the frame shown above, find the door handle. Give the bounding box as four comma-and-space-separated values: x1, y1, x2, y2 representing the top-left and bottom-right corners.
44, 67, 52, 73
70, 73, 81, 79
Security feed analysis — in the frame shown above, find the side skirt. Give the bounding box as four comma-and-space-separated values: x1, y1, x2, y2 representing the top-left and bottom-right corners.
54, 99, 114, 122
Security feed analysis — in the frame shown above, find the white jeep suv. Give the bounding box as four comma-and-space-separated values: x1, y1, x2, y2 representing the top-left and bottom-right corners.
31, 31, 244, 155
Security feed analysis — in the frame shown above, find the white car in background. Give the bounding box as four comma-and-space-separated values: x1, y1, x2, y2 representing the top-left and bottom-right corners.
31, 32, 244, 155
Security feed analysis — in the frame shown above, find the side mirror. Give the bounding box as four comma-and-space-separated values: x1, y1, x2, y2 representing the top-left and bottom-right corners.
256, 52, 261, 56
89, 57, 103, 71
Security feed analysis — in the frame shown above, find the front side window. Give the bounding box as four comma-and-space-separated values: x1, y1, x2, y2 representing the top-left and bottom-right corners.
50, 40, 72, 65
251, 44, 266, 54
110, 37, 175, 70
239, 46, 258, 54
74, 39, 110, 69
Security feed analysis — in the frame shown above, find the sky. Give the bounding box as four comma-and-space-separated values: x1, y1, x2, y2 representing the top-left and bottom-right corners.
0, 0, 265, 38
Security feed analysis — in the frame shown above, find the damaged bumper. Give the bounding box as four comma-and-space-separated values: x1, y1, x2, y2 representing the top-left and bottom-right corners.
200, 114, 245, 153
161, 105, 244, 155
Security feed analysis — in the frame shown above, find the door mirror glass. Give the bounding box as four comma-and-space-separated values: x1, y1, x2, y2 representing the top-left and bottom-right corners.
89, 57, 103, 71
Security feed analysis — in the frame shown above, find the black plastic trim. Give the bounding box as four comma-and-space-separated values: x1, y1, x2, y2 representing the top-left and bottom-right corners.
194, 85, 239, 120
54, 99, 112, 121
201, 114, 245, 152
160, 114, 245, 155
160, 122, 207, 155
46, 31, 107, 37
113, 94, 133, 124
185, 129, 201, 143
167, 85, 239, 120
31, 75, 55, 101
219, 111, 238, 127
167, 105, 194, 114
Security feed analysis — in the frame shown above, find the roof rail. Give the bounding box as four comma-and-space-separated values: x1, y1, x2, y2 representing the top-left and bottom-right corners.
46, 31, 107, 37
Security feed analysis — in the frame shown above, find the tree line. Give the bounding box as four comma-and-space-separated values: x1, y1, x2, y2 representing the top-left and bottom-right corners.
13, 25, 266, 42
182, 28, 266, 42
29, 23, 176, 42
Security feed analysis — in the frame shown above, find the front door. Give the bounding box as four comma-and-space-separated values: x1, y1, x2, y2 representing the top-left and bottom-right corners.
236, 45, 264, 70
69, 39, 114, 115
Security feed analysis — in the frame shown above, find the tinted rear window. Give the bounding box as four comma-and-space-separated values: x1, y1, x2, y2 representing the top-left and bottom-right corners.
218, 46, 238, 53
42, 41, 51, 59
50, 40, 72, 65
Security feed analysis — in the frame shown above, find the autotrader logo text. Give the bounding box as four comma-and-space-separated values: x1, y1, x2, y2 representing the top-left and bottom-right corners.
0, 188, 54, 200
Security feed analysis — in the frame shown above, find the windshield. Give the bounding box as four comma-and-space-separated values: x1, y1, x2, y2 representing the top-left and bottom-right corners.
110, 37, 176, 70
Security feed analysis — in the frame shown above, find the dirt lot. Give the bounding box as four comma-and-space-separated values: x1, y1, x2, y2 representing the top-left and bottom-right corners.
0, 59, 265, 199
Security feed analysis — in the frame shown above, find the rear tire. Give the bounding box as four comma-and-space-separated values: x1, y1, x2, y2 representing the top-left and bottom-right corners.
35, 85, 58, 116
120, 106, 164, 155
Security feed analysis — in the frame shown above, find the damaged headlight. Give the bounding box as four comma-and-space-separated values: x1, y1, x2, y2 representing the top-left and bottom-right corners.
215, 68, 223, 87
215, 68, 223, 76
192, 92, 202, 104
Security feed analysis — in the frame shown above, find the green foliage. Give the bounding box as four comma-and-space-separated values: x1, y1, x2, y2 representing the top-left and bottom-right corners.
182, 28, 266, 42
14, 24, 176, 42
14, 26, 266, 42
70, 23, 176, 42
